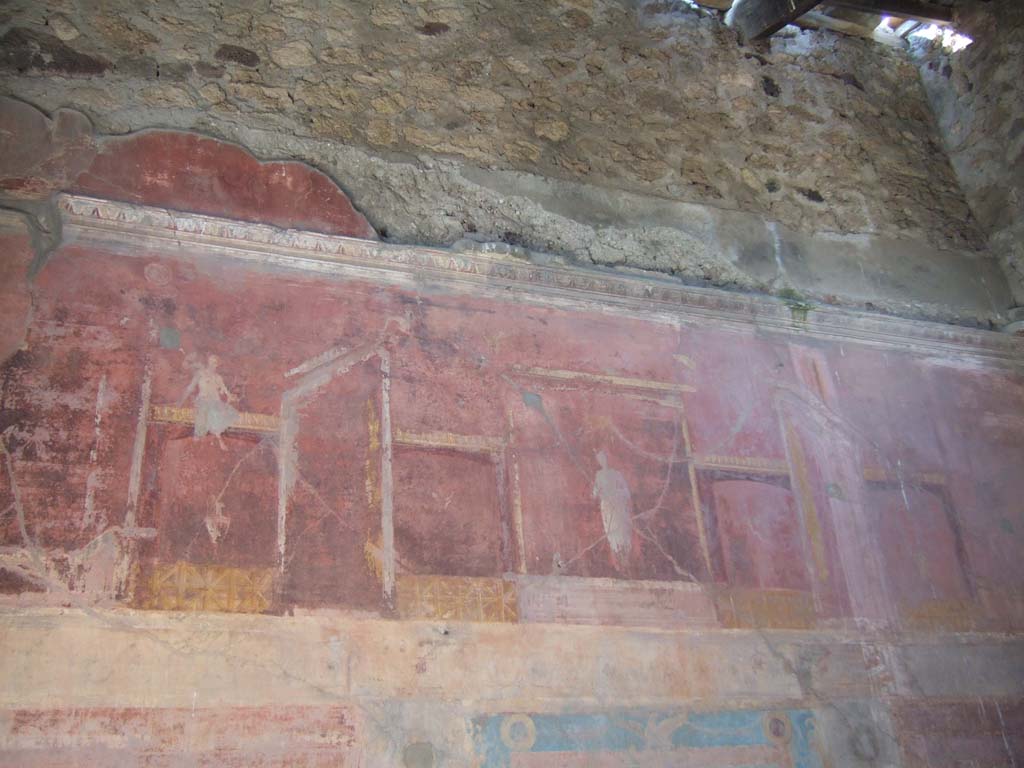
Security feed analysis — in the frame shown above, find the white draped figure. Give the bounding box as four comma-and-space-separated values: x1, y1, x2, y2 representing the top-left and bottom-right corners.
179, 354, 239, 442
592, 449, 633, 564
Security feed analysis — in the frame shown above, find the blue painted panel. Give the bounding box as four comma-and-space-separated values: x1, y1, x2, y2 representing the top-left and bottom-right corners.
473, 706, 822, 767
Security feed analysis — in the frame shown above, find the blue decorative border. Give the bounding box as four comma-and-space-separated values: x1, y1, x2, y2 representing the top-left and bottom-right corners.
473, 706, 820, 767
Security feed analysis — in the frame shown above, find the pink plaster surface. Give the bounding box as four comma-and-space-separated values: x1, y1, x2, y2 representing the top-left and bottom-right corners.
893, 699, 1024, 767
509, 744, 784, 767
1, 705, 360, 766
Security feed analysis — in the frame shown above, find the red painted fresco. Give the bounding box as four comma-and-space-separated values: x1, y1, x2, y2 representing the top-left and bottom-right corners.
283, 357, 383, 610
74, 132, 377, 239
394, 445, 506, 577
145, 434, 279, 568
0, 98, 375, 238
2, 232, 1022, 634
712, 480, 808, 592
0, 113, 1022, 636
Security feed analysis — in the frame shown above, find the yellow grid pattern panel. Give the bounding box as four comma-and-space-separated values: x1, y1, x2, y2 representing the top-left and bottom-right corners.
143, 561, 275, 614
396, 574, 518, 623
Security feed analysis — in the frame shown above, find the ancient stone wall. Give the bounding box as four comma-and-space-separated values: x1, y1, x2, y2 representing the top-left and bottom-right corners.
915, 0, 1024, 304
0, 0, 1011, 322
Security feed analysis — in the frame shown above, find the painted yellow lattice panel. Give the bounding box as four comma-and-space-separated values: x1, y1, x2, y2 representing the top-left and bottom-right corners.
396, 574, 518, 623
144, 561, 275, 614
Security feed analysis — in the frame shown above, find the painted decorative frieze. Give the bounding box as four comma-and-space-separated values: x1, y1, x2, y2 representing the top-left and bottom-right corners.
473, 707, 821, 767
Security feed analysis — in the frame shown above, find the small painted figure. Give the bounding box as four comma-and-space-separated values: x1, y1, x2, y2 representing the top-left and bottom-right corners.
205, 499, 231, 545
178, 354, 239, 446
592, 449, 633, 565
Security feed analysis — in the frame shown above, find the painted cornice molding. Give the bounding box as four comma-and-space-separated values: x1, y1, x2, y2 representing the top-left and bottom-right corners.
54, 194, 1024, 365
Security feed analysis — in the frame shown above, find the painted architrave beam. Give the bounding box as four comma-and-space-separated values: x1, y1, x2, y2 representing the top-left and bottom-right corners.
726, 0, 825, 39
827, 0, 952, 23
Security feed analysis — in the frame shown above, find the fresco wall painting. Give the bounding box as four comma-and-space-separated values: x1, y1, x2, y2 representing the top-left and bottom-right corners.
0, 175, 1021, 765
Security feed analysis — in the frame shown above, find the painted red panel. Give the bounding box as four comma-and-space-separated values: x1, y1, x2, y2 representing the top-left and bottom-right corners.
874, 484, 971, 612
713, 480, 809, 592
74, 132, 376, 239
1, 705, 360, 767
1, 248, 144, 584
938, 371, 1024, 597
394, 446, 506, 577
514, 388, 703, 582
142, 434, 278, 568
684, 329, 790, 462
0, 99, 374, 238
283, 358, 384, 611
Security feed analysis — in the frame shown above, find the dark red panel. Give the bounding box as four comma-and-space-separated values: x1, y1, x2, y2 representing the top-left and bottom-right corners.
713, 480, 809, 592
393, 446, 505, 577
283, 359, 384, 611
74, 131, 376, 239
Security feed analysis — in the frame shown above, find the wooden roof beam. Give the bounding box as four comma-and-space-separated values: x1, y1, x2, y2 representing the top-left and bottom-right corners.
726, 0, 825, 40
825, 0, 953, 24
797, 10, 906, 46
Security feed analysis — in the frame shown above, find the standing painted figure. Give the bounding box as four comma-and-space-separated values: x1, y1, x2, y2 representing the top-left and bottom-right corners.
592, 449, 633, 565
178, 354, 239, 445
